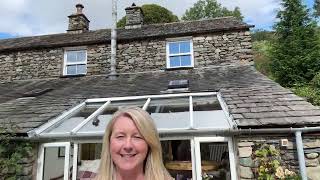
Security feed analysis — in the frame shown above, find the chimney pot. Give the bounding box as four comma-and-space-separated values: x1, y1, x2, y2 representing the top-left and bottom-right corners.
125, 3, 144, 29
76, 4, 84, 14
67, 4, 90, 34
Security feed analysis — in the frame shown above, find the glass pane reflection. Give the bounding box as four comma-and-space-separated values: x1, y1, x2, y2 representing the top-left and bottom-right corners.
200, 142, 230, 180
162, 140, 192, 180
43, 147, 65, 180
180, 41, 190, 53
147, 97, 190, 129
193, 96, 229, 129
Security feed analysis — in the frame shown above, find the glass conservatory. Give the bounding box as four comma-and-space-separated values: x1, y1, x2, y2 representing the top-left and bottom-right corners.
30, 92, 237, 180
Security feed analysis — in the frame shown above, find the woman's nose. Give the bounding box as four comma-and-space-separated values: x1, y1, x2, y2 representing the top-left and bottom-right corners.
123, 138, 133, 151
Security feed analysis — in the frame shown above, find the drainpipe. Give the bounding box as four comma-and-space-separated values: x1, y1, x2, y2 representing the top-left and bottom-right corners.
295, 131, 307, 180
109, 0, 117, 80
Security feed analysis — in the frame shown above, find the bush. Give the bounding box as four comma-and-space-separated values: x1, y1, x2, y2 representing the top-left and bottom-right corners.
253, 41, 272, 76
311, 72, 320, 88
0, 126, 33, 179
291, 85, 320, 106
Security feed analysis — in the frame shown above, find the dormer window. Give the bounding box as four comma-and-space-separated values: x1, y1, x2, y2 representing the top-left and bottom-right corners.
63, 50, 87, 76
166, 38, 194, 69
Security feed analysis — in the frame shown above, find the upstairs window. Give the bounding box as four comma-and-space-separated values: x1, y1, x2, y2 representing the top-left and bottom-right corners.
166, 39, 194, 69
63, 50, 87, 76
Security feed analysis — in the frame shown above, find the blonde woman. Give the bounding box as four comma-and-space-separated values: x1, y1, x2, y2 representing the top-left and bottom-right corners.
96, 107, 172, 180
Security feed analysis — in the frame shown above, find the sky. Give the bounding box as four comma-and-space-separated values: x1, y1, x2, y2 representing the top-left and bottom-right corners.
0, 0, 315, 40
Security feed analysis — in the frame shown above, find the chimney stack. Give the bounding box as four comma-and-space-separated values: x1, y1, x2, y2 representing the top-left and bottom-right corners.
67, 4, 90, 34
125, 3, 144, 29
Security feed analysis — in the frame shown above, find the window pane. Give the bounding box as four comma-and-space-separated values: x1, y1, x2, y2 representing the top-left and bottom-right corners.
147, 97, 190, 129
66, 51, 78, 63
76, 143, 100, 179
162, 140, 193, 180
80, 143, 102, 160
78, 99, 147, 133
169, 56, 180, 67
43, 147, 65, 180
77, 64, 87, 74
181, 55, 192, 66
66, 65, 77, 75
200, 142, 230, 180
44, 103, 100, 134
169, 42, 179, 54
180, 41, 191, 53
77, 51, 86, 62
192, 96, 229, 129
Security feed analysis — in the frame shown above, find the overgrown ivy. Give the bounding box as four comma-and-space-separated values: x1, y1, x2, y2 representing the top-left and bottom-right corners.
0, 125, 33, 180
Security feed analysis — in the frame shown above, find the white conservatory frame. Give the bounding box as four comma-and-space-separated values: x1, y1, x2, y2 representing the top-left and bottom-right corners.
37, 142, 71, 180
33, 92, 238, 180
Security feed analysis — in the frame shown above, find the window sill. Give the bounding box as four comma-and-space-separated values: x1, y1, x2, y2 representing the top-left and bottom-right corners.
60, 74, 87, 78
165, 66, 194, 71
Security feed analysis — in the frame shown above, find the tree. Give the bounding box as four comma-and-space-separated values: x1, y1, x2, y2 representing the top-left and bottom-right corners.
117, 4, 179, 28
270, 0, 320, 86
181, 0, 243, 21
314, 0, 320, 17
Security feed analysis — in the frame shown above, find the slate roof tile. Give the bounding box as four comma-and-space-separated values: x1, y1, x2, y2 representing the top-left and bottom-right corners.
0, 17, 252, 52
0, 65, 320, 133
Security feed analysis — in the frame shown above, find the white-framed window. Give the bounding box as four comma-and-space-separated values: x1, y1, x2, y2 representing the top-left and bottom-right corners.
166, 38, 194, 69
63, 50, 87, 76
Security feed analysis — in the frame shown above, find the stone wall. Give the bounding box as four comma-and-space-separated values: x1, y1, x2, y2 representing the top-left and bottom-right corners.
0, 30, 252, 82
0, 45, 111, 81
193, 31, 252, 67
0, 49, 63, 81
237, 136, 320, 180
0, 143, 37, 180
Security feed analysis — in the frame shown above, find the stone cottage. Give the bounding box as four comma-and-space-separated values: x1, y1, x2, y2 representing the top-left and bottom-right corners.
0, 3, 320, 180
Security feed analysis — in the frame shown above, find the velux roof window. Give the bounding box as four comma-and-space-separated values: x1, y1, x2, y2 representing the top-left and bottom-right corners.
29, 92, 233, 138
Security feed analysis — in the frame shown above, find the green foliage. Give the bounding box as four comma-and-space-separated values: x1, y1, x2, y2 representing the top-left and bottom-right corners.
291, 76, 320, 106
270, 0, 320, 87
254, 144, 300, 180
0, 125, 32, 179
310, 72, 320, 88
251, 29, 276, 42
253, 41, 273, 76
117, 4, 179, 28
314, 0, 320, 17
181, 0, 243, 21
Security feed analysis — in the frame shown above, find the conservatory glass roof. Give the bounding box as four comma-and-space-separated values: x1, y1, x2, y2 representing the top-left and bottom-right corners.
29, 92, 234, 138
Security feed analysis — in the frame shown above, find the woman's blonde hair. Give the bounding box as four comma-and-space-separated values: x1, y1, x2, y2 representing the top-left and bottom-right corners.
96, 107, 171, 180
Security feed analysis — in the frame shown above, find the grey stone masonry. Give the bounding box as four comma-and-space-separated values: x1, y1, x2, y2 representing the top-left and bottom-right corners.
0, 45, 111, 81
67, 4, 90, 34
125, 3, 144, 29
0, 30, 252, 81
237, 136, 320, 180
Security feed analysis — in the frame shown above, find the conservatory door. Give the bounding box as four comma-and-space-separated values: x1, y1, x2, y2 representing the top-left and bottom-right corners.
37, 142, 71, 180
194, 137, 237, 180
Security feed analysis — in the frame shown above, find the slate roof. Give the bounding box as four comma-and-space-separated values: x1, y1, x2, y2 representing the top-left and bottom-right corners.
1, 65, 319, 134
0, 17, 253, 52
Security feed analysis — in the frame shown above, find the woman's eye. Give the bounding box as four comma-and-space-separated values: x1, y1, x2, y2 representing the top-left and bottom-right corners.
116, 135, 124, 139
134, 136, 143, 139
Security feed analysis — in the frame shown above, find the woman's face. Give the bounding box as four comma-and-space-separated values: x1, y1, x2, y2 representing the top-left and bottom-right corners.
110, 115, 149, 173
